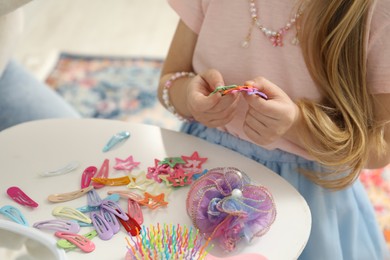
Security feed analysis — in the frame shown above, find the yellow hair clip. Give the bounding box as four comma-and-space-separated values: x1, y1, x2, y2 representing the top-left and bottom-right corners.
52, 206, 92, 224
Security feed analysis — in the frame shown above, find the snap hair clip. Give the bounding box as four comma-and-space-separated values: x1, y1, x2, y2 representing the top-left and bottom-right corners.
0, 205, 29, 226
92, 176, 132, 186
52, 206, 92, 224
55, 231, 95, 253
47, 186, 93, 203
100, 207, 121, 234
90, 211, 114, 240
7, 186, 39, 208
76, 193, 120, 213
57, 230, 98, 250
118, 213, 141, 236
81, 166, 98, 188
33, 219, 80, 233
39, 161, 80, 177
92, 159, 110, 189
87, 189, 103, 207
102, 130, 130, 152
127, 199, 143, 225
100, 200, 129, 221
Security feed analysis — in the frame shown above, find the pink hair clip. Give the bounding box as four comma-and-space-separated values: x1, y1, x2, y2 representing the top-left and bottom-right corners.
47, 186, 93, 203
57, 230, 98, 250
92, 159, 110, 189
127, 198, 143, 225
107, 190, 144, 202
33, 219, 80, 233
7, 186, 39, 208
114, 155, 140, 171
55, 231, 95, 253
90, 211, 114, 240
81, 166, 97, 188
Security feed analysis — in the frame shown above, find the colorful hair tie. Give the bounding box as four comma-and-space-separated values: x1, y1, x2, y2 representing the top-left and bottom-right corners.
186, 167, 276, 252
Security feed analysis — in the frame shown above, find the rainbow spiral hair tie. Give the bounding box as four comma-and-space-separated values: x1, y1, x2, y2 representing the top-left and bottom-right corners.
186, 167, 276, 252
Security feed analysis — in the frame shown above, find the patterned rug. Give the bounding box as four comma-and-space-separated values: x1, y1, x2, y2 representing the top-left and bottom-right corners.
45, 52, 390, 248
45, 52, 182, 131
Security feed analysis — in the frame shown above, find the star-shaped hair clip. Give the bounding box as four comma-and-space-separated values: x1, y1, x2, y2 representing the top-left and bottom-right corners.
166, 168, 195, 187
147, 159, 170, 183
113, 155, 140, 171
210, 85, 237, 95
138, 192, 168, 210
158, 157, 185, 168
181, 151, 208, 169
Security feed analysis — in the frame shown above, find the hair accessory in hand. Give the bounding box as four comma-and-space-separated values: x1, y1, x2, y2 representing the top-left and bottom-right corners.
92, 159, 110, 189
47, 186, 93, 203
0, 205, 29, 226
7, 186, 39, 208
102, 130, 130, 152
81, 166, 97, 188
39, 161, 80, 177
33, 219, 80, 233
210, 85, 268, 100
55, 231, 95, 253
57, 230, 98, 250
186, 167, 276, 252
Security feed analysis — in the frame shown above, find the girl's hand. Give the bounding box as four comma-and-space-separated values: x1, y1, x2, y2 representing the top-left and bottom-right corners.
243, 77, 299, 146
186, 69, 240, 128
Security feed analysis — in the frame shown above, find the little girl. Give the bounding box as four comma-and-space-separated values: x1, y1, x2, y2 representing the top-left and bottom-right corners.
159, 0, 390, 259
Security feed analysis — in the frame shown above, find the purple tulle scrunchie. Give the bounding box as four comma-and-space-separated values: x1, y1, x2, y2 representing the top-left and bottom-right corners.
186, 167, 276, 252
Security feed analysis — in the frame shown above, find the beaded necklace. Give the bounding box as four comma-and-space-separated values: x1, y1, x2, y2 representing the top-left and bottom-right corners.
242, 0, 303, 48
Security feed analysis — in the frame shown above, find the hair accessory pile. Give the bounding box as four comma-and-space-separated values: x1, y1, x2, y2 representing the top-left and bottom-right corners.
186, 167, 276, 251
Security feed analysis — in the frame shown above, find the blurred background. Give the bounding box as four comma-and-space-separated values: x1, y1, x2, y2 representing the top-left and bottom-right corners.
14, 0, 179, 80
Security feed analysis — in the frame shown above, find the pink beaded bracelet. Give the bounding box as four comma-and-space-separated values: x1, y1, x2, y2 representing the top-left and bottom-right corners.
162, 72, 196, 122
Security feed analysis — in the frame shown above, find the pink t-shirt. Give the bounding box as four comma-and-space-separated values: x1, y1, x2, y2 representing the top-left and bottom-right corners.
168, 0, 390, 159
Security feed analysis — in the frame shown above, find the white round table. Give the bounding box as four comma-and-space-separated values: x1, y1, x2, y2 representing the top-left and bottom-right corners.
0, 118, 311, 260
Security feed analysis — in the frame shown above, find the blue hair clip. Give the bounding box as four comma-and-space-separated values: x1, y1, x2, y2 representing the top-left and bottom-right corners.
102, 131, 130, 152
0, 205, 29, 226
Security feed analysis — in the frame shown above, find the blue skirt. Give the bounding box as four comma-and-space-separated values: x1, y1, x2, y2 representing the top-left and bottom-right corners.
182, 122, 390, 260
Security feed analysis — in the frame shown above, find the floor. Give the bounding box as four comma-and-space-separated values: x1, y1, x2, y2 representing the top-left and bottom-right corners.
14, 0, 179, 80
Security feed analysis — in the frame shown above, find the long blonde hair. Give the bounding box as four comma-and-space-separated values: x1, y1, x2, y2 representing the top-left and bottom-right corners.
297, 0, 385, 189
